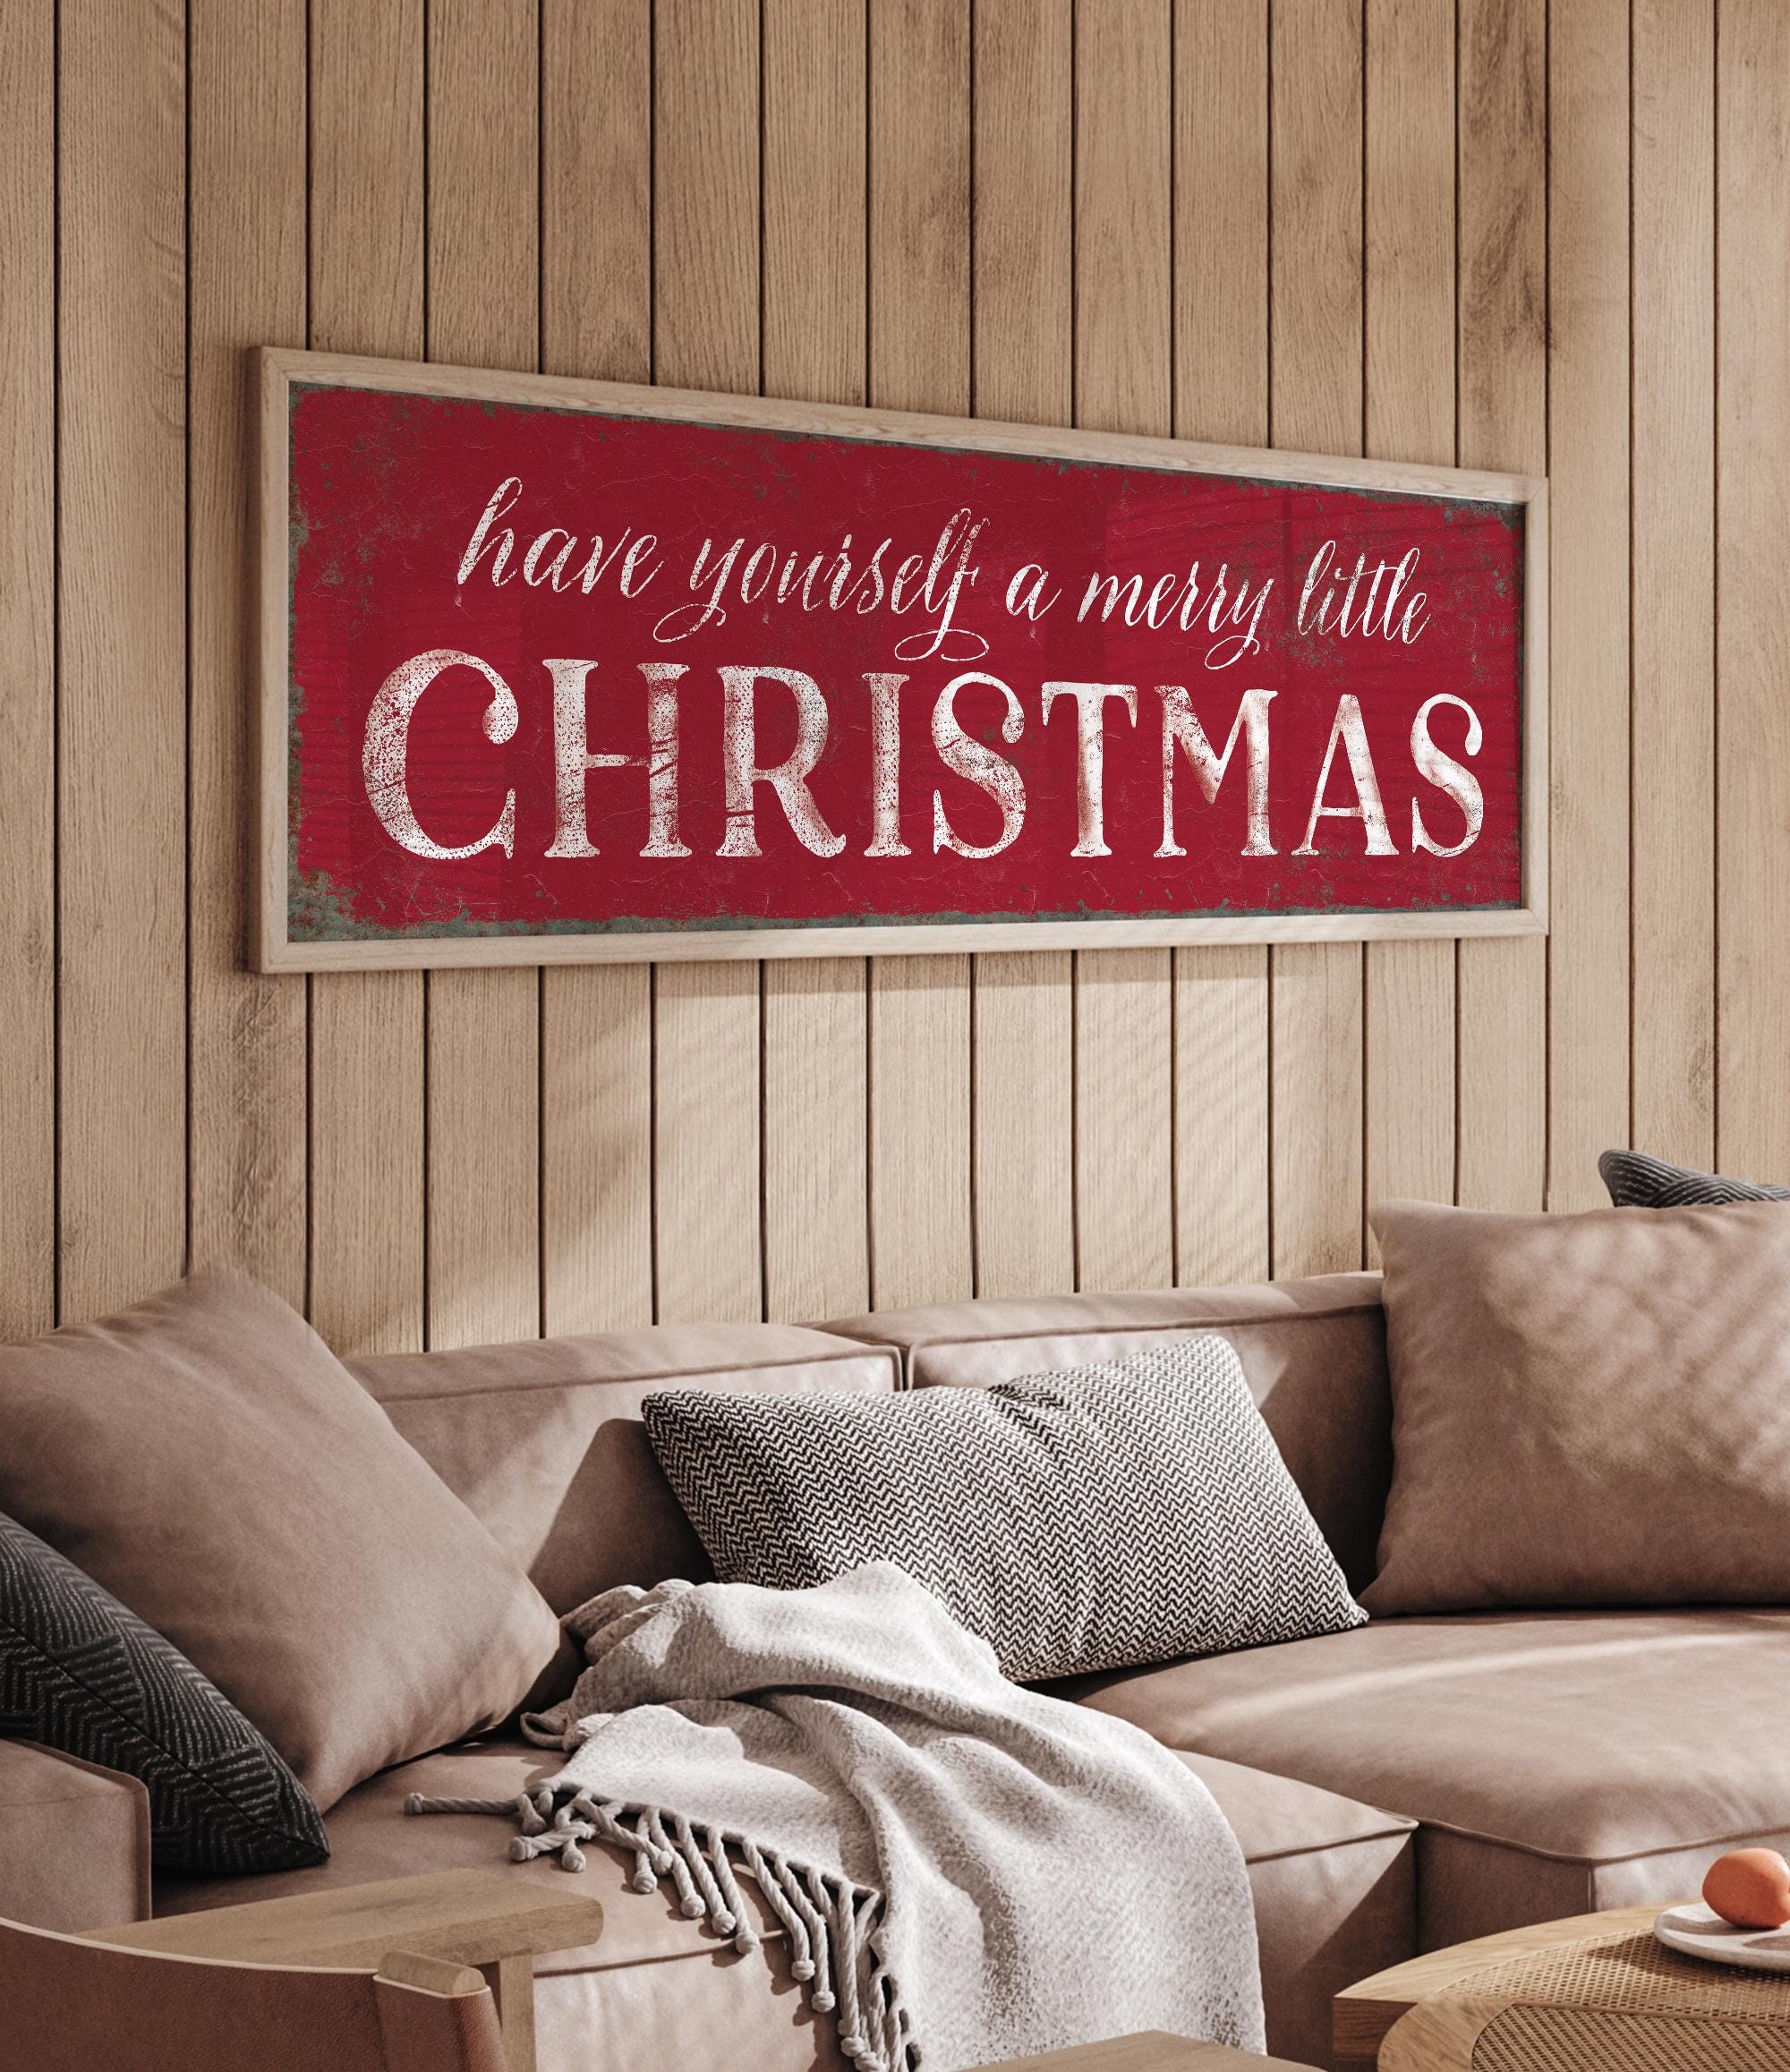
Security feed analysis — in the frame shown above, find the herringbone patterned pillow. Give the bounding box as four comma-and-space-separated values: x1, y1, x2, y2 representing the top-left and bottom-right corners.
644, 1337, 1367, 1682
1599, 1147, 1790, 1207
0, 1510, 328, 1874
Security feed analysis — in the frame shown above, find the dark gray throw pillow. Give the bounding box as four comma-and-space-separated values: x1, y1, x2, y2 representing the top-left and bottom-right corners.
0, 1510, 328, 1874
643, 1336, 1366, 1682
1598, 1147, 1790, 1208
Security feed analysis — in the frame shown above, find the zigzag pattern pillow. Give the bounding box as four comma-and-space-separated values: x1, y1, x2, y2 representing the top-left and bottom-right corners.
0, 1510, 328, 1874
644, 1337, 1366, 1683
1599, 1147, 1790, 1207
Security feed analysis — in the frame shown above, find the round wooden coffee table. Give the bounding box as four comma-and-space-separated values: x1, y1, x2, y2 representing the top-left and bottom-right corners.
1334, 1903, 1790, 2068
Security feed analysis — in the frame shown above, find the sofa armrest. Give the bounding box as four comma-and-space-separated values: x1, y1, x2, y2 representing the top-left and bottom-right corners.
0, 1740, 151, 1931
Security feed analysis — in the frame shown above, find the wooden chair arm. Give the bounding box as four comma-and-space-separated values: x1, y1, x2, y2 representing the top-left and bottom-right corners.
1332, 1903, 1669, 2067
82, 1871, 603, 2072
80, 1869, 603, 1972
376, 1949, 491, 1999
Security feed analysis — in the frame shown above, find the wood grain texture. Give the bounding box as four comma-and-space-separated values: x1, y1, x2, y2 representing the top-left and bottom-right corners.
1073, 0, 1175, 1292
0, 0, 55, 1336
1173, 0, 1270, 450
188, 0, 308, 1311
1547, 0, 1631, 1212
1268, 0, 1366, 1276
1454, 0, 1547, 1212
1363, 0, 1456, 1251
539, 958, 653, 1333
1632, 0, 1715, 1172
1718, 0, 1790, 1181
423, 0, 541, 1348
539, 0, 654, 1333
20, 2, 1763, 1342
866, 0, 973, 1309
762, 0, 869, 1322
57, 0, 188, 1321
971, 952, 1074, 1297
652, 0, 763, 1321
969, 0, 1074, 1300
1172, 0, 1271, 1285
763, 0, 866, 411
654, 962, 761, 1323
652, 0, 759, 398
1076, 951, 1175, 1291
483, 1950, 536, 2072
764, 959, 869, 1317
90, 1869, 604, 1972
306, 0, 428, 1354
1333, 1904, 1669, 2067
1173, 949, 1271, 1283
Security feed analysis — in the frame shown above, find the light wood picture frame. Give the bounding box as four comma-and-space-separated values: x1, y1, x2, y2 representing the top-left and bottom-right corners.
256, 345, 1547, 971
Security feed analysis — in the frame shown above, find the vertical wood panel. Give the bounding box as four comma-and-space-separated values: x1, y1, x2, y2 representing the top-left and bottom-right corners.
307, 0, 427, 1354
21, 2, 1756, 1337
189, 0, 308, 1311
1455, 0, 1547, 1211
58, 0, 187, 1321
1547, 0, 1631, 1211
866, 0, 973, 1309
763, 961, 869, 1319
1362, 0, 1455, 1248
0, 0, 56, 1337
972, 951, 1075, 1298
1267, 0, 1366, 1277
1718, 0, 1790, 1178
761, 0, 870, 1322
1172, 0, 1272, 1287
1073, 0, 1175, 1294
539, 0, 655, 1334
652, 0, 763, 1322
1633, 0, 1716, 1170
969, 0, 1075, 1300
424, 0, 541, 1348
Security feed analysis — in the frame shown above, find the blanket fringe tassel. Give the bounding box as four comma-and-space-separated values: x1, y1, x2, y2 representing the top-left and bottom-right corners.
405, 1789, 912, 2072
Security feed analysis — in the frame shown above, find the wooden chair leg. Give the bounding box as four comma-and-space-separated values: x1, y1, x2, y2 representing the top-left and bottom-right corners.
478, 1953, 537, 2072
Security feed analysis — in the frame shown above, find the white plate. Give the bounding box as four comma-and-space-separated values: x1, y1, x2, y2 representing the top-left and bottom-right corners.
1655, 1901, 1790, 1973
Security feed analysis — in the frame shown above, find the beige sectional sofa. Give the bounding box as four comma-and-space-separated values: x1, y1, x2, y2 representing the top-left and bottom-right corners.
10, 1272, 1786, 2071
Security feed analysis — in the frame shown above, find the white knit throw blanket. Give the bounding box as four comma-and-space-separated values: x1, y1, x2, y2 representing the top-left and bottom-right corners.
409, 1564, 1263, 2071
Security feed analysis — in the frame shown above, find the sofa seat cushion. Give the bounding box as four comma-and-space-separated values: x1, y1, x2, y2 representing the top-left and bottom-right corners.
152, 1732, 1406, 1950
155, 1731, 1411, 2072
155, 1735, 763, 1972
1074, 1610, 1790, 1948
1177, 1752, 1414, 2068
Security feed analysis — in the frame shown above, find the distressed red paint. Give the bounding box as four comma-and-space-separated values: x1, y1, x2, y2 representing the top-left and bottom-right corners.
286, 383, 1526, 942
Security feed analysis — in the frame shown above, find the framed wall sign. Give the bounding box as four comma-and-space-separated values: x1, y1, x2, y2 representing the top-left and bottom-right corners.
256, 347, 1546, 970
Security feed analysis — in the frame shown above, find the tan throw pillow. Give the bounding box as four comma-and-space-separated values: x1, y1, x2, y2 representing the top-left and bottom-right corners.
0, 1276, 560, 1811
1364, 1198, 1790, 1616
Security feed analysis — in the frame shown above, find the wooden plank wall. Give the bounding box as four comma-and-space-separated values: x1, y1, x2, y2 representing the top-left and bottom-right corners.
0, 0, 1772, 1351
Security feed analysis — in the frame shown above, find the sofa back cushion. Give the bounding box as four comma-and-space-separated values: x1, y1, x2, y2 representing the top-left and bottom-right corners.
823, 1275, 1390, 1591
348, 1325, 899, 1616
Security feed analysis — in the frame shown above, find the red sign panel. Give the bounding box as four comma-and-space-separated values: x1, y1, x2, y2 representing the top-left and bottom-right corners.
258, 351, 1545, 969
